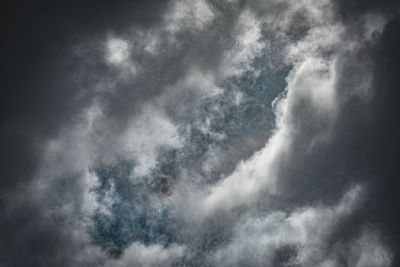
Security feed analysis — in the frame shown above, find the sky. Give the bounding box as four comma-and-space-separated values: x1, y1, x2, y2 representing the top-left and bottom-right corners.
1, 0, 400, 266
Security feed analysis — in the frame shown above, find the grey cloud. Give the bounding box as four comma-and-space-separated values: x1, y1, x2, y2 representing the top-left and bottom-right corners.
1, 0, 400, 266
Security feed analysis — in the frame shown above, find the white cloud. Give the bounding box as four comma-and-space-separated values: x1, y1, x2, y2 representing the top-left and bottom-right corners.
221, 9, 265, 77
212, 185, 392, 266
119, 103, 184, 177
107, 242, 186, 267
165, 0, 214, 34
200, 124, 291, 215
105, 37, 137, 77
106, 38, 130, 65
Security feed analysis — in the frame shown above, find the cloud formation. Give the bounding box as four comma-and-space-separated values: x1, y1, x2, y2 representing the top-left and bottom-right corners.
1, 0, 400, 266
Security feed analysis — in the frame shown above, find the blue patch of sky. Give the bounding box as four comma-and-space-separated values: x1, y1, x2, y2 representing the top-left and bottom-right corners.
90, 63, 290, 255
90, 161, 176, 256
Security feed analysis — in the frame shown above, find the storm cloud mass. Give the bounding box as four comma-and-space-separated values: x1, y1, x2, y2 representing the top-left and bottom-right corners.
1, 0, 400, 266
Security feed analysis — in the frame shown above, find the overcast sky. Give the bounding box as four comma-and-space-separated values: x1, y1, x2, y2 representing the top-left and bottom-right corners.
1, 0, 400, 266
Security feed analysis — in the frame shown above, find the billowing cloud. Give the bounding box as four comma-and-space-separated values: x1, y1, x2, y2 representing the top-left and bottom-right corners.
212, 186, 391, 266
1, 0, 399, 266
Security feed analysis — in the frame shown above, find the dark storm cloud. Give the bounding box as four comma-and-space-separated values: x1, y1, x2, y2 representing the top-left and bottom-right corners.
0, 0, 168, 191
334, 0, 400, 20
0, 0, 262, 265
270, 0, 400, 264
333, 14, 400, 264
0, 1, 167, 266
1, 0, 400, 266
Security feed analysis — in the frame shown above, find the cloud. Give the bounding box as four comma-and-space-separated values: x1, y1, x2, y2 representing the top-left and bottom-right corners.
212, 186, 392, 266
194, 0, 350, 217
105, 38, 131, 65
220, 9, 265, 77
165, 0, 215, 34
1, 0, 400, 266
118, 104, 184, 177
107, 242, 185, 267
211, 185, 373, 266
